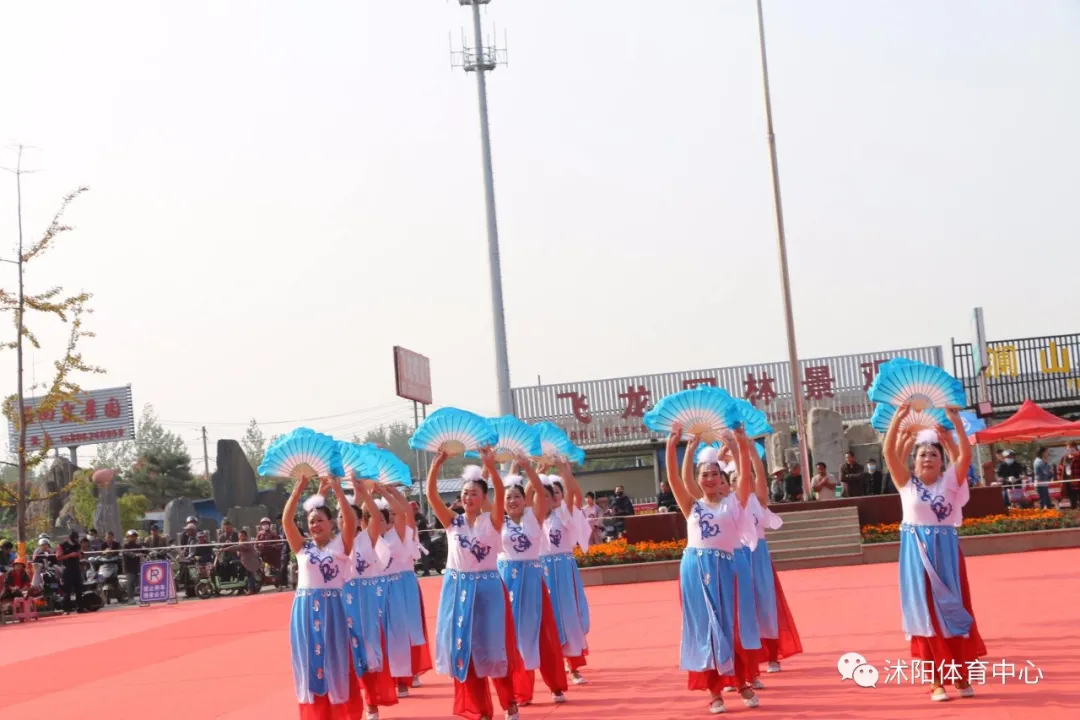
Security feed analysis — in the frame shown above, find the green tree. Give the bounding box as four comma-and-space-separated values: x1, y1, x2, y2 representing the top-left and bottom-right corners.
118, 493, 150, 531
94, 403, 187, 473
68, 470, 97, 528
0, 166, 104, 546
127, 449, 200, 509
241, 419, 267, 470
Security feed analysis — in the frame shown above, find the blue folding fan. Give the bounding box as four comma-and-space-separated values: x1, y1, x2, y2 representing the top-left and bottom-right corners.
731, 398, 774, 438
870, 403, 954, 435
257, 427, 345, 479
695, 439, 766, 463
867, 358, 965, 411
643, 386, 743, 442
354, 444, 413, 487
338, 441, 410, 486
408, 407, 498, 456
464, 415, 543, 463
536, 422, 586, 464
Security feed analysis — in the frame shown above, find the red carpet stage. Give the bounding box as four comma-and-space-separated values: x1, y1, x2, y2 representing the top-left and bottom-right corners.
2, 549, 1077, 718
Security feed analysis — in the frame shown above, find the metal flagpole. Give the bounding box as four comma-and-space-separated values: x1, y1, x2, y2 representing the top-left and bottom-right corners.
457, 0, 513, 416
755, 0, 812, 498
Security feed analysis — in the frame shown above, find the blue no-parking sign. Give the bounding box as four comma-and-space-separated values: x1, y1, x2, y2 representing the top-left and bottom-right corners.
139, 560, 177, 605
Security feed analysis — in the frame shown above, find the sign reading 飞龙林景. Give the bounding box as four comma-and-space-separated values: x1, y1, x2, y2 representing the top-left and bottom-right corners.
512, 347, 943, 449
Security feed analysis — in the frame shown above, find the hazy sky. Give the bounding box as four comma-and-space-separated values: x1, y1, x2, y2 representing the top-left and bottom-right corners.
1, 1, 1077, 467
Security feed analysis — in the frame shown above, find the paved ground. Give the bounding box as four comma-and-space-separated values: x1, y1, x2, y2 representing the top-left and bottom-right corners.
1, 548, 1077, 719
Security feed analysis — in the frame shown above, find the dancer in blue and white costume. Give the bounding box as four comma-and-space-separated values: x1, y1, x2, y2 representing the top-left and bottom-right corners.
339, 479, 397, 719
883, 404, 985, 703
528, 459, 592, 685
500, 454, 569, 706
741, 446, 803, 675
377, 482, 432, 696
427, 448, 523, 720
284, 475, 359, 720
668, 425, 761, 715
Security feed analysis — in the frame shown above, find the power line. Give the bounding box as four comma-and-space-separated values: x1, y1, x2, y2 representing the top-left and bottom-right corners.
160, 401, 402, 428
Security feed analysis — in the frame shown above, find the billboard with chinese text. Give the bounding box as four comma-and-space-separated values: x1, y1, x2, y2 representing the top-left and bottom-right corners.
952, 334, 1080, 412
512, 347, 942, 449
393, 346, 433, 405
7, 385, 135, 453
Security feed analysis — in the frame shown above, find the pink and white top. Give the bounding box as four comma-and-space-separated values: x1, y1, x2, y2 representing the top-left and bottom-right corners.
382, 529, 414, 575
686, 495, 754, 554
350, 531, 391, 582
540, 503, 574, 557
446, 512, 500, 573
405, 526, 428, 563
564, 505, 593, 553
746, 495, 784, 542
900, 466, 968, 527
297, 535, 350, 590
499, 508, 542, 562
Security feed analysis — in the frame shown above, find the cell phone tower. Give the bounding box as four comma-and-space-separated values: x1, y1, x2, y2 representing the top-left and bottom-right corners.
451, 0, 512, 416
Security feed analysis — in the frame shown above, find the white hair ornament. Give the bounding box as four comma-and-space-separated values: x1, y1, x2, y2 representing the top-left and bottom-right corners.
915, 429, 940, 445
462, 465, 484, 482
374, 497, 390, 511
504, 474, 525, 487
696, 447, 720, 466
303, 494, 326, 513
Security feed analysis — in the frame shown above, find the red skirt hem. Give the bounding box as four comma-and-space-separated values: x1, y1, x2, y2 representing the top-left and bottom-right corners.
299, 669, 367, 720
909, 549, 986, 685
770, 566, 803, 660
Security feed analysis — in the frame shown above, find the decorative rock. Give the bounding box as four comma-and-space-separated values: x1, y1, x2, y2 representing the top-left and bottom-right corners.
808, 408, 847, 476
92, 475, 122, 539
256, 487, 289, 520
845, 422, 879, 447
164, 497, 198, 538
227, 505, 271, 534
211, 440, 260, 513
848, 442, 882, 467
766, 430, 791, 474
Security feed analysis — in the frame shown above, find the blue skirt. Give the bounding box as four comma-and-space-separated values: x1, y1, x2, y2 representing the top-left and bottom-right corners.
290, 588, 352, 704
436, 569, 510, 682
382, 572, 416, 677
748, 539, 779, 640
397, 570, 427, 646
679, 548, 760, 673
541, 553, 589, 657
344, 577, 387, 675
899, 524, 973, 639
734, 547, 762, 650
498, 558, 545, 670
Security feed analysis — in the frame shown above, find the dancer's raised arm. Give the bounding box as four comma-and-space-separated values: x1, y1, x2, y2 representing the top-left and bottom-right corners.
732, 429, 753, 507
681, 436, 703, 500
375, 483, 409, 541
884, 404, 913, 488
667, 425, 695, 517
944, 406, 972, 484
480, 448, 505, 532
282, 476, 310, 554
426, 451, 454, 529
748, 438, 769, 506
517, 454, 550, 523
329, 477, 356, 556
355, 480, 382, 544
557, 458, 584, 513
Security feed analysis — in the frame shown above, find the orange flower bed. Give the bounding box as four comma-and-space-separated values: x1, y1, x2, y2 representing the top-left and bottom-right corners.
573, 537, 686, 567
861, 508, 1080, 543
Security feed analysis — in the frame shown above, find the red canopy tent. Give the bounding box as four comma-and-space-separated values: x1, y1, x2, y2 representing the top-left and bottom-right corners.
971, 399, 1080, 444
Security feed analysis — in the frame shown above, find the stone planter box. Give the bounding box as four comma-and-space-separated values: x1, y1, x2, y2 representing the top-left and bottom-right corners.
578, 559, 680, 587
576, 528, 1080, 586
860, 527, 1080, 565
